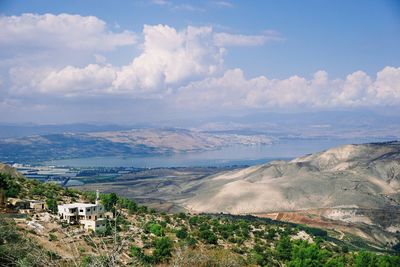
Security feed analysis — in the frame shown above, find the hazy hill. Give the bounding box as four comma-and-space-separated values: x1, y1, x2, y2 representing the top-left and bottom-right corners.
0, 129, 273, 163
0, 123, 132, 138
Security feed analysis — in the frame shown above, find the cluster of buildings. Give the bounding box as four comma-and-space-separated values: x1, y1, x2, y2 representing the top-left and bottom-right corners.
3, 198, 47, 214
1, 188, 110, 232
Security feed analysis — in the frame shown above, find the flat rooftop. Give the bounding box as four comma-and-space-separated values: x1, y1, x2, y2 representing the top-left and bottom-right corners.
58, 203, 99, 208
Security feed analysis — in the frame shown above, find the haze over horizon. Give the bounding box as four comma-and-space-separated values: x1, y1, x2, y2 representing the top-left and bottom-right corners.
0, 0, 399, 125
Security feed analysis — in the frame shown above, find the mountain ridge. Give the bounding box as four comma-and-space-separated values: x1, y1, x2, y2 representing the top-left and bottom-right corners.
182, 141, 400, 213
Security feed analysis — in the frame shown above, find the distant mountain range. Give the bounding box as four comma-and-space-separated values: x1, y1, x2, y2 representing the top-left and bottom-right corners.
1, 110, 400, 164
0, 123, 132, 138
2, 110, 400, 139
0, 129, 273, 163
196, 110, 400, 140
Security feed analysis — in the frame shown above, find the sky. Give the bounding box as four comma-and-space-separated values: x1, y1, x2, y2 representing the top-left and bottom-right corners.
0, 0, 399, 124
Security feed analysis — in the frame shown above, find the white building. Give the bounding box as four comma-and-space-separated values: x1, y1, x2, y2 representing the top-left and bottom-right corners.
58, 190, 107, 231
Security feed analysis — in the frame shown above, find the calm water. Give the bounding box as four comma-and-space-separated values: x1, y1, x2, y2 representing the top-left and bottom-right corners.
44, 138, 393, 168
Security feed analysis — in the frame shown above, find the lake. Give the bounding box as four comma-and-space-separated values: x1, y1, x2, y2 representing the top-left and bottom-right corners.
44, 138, 393, 168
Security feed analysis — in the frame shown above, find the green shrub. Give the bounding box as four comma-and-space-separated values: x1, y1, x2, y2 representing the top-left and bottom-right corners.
178, 212, 187, 219
138, 205, 148, 214
100, 193, 118, 211
144, 222, 164, 236
0, 218, 53, 265
48, 233, 57, 241
117, 197, 138, 214
302, 226, 328, 237
189, 216, 199, 226
276, 236, 292, 261
199, 229, 218, 245
0, 173, 21, 197
46, 198, 57, 214
176, 228, 188, 239
153, 237, 173, 262
185, 236, 197, 248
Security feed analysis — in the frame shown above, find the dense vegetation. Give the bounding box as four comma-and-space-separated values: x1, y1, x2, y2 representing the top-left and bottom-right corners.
1, 171, 400, 266
0, 217, 60, 266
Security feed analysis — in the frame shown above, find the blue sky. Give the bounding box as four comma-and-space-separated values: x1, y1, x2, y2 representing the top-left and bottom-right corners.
0, 0, 399, 124
2, 0, 399, 78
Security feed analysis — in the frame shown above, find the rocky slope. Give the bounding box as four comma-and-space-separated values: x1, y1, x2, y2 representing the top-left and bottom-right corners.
180, 141, 400, 246
182, 141, 400, 214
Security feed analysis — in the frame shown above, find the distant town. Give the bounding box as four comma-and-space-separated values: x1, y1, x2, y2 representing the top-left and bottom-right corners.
11, 163, 147, 187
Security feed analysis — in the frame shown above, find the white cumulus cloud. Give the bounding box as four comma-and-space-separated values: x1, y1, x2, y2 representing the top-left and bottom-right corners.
29, 24, 226, 96
175, 66, 400, 110
113, 25, 224, 92
39, 64, 117, 95
0, 13, 136, 51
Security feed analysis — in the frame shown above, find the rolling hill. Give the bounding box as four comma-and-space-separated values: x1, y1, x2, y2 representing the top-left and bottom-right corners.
181, 141, 400, 245
183, 141, 400, 213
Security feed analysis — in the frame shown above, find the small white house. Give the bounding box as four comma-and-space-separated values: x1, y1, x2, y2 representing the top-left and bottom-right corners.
58, 190, 107, 231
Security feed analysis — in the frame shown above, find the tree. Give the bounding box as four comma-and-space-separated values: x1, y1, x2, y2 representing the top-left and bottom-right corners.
199, 229, 218, 245
176, 228, 188, 239
276, 236, 292, 261
324, 256, 347, 267
178, 212, 187, 219
0, 173, 21, 198
138, 205, 148, 214
153, 237, 173, 262
189, 216, 199, 226
265, 228, 276, 240
101, 193, 118, 211
354, 251, 378, 267
288, 241, 331, 267
127, 201, 137, 214
46, 198, 57, 214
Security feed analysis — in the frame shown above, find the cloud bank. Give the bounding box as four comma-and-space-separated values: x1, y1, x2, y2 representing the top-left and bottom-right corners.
0, 13, 136, 52
176, 67, 400, 110
0, 13, 399, 118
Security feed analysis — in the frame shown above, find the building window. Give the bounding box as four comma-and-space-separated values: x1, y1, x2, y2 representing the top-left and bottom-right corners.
89, 216, 91, 219
80, 209, 83, 212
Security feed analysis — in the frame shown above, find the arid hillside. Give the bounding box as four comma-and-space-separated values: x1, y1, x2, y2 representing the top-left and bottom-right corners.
181, 142, 400, 245
183, 141, 400, 213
